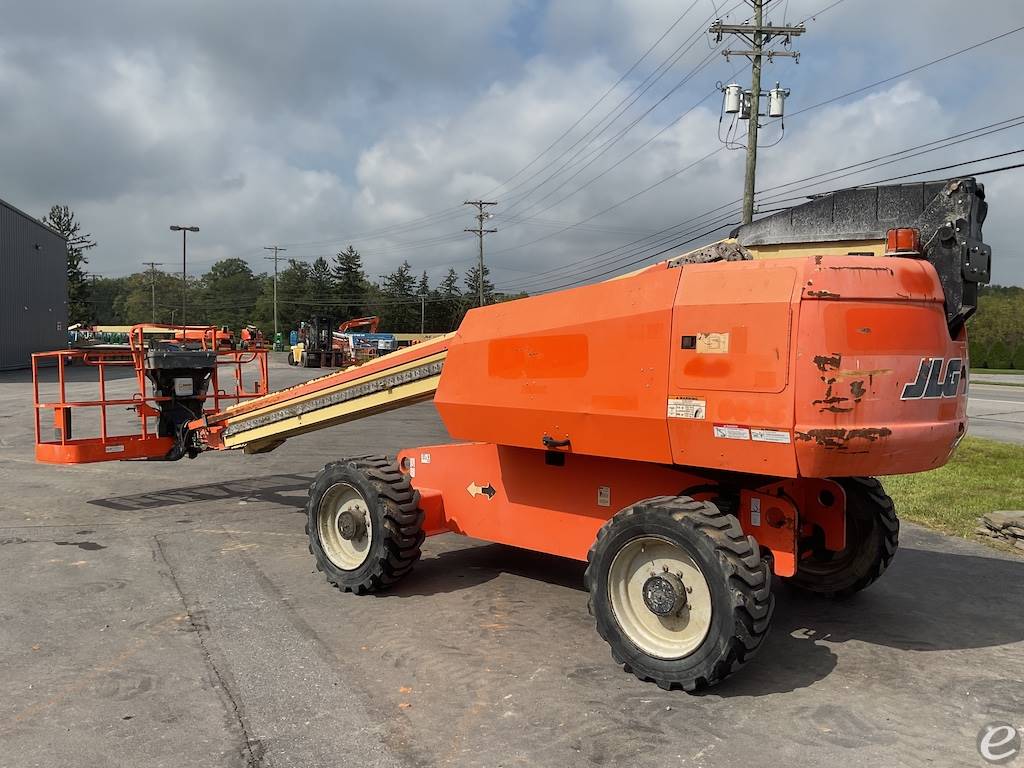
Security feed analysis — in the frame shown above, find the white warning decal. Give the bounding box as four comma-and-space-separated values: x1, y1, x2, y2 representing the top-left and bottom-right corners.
751, 428, 791, 444
750, 497, 761, 527
713, 424, 750, 440
668, 397, 706, 420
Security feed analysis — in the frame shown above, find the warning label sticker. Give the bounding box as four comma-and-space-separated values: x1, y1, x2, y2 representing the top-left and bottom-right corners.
668, 397, 706, 420
713, 424, 751, 440
751, 428, 791, 444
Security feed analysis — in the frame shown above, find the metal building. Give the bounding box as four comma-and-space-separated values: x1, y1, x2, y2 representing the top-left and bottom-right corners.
0, 198, 67, 370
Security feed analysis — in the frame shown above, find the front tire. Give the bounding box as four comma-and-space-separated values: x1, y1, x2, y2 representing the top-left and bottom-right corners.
788, 477, 899, 598
586, 496, 773, 691
306, 456, 424, 594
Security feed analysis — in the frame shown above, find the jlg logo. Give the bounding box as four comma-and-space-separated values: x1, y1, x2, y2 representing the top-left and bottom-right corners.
901, 357, 966, 400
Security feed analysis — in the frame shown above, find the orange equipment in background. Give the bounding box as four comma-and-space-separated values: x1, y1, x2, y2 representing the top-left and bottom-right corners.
30, 179, 992, 692
337, 316, 380, 334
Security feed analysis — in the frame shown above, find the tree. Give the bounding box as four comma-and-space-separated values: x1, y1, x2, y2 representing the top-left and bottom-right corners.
200, 258, 262, 330
1013, 343, 1024, 371
464, 262, 494, 308
308, 256, 334, 317
968, 337, 989, 370
435, 268, 464, 331
987, 339, 1012, 370
376, 261, 418, 331
331, 245, 368, 319
276, 259, 312, 333
42, 204, 96, 322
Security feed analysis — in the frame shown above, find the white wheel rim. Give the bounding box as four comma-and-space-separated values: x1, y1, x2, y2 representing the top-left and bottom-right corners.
608, 536, 713, 659
317, 482, 372, 570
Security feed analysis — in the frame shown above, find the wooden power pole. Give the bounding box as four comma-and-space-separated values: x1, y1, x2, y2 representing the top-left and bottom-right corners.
263, 245, 287, 344
710, 1, 804, 224
143, 261, 163, 324
464, 201, 497, 307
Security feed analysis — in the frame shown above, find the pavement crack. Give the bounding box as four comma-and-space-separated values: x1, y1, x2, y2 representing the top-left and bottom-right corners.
152, 533, 266, 768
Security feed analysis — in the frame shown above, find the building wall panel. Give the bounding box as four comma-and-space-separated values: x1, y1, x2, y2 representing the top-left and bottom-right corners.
0, 199, 68, 370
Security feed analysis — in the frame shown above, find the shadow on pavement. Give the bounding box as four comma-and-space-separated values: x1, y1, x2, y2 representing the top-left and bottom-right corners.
384, 540, 1024, 696
87, 473, 316, 512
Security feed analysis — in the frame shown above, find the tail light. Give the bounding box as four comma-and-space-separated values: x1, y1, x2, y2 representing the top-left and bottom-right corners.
885, 227, 921, 256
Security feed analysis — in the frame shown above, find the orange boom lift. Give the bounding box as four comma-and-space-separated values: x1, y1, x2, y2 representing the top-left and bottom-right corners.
32, 179, 992, 690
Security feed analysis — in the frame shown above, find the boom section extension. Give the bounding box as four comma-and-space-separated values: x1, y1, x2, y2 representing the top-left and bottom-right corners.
190, 334, 451, 454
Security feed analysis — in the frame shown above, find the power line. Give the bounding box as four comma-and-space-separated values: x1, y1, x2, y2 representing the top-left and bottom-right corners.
482, 1, 706, 197
497, 122, 1024, 293
787, 24, 1024, 119
487, 24, 1024, 271
498, 1, 744, 219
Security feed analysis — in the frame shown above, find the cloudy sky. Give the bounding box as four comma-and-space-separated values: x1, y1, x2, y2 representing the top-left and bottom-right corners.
2, 0, 1023, 290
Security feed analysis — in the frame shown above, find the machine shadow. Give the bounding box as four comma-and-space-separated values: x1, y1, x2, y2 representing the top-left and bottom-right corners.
87, 473, 317, 513
705, 545, 1024, 697
379, 540, 588, 598
388, 539, 1024, 696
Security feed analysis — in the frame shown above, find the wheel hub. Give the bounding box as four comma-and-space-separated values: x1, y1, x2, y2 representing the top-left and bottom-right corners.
642, 571, 687, 616
337, 509, 367, 541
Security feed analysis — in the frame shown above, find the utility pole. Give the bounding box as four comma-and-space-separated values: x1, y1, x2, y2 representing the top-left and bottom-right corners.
464, 201, 497, 307
419, 293, 426, 334
711, 1, 803, 223
142, 261, 163, 324
263, 245, 287, 345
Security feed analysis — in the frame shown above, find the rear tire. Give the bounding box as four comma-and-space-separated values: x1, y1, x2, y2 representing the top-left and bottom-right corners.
788, 477, 899, 598
287, 351, 295, 366
306, 456, 424, 594
585, 496, 773, 691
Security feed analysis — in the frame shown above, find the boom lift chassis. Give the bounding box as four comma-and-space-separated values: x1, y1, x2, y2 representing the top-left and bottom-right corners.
32, 180, 990, 690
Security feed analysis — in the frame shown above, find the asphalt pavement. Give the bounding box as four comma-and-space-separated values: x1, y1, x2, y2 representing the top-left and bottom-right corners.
0, 358, 1021, 768
969, 383, 1024, 445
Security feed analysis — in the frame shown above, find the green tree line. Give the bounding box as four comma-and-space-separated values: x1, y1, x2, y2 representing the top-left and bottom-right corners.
968, 285, 1024, 369
82, 245, 524, 335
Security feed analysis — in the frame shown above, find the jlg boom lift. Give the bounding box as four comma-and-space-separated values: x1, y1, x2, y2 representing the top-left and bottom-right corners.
33, 179, 992, 690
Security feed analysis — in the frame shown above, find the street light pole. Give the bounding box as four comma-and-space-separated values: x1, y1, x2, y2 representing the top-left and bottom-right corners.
169, 225, 199, 330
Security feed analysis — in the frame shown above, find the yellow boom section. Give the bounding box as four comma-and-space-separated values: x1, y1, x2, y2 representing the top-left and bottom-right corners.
204, 335, 451, 454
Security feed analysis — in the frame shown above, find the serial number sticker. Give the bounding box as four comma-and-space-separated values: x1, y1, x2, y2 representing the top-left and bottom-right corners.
713, 424, 751, 441
668, 397, 706, 420
104, 444, 126, 454
751, 428, 791, 444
